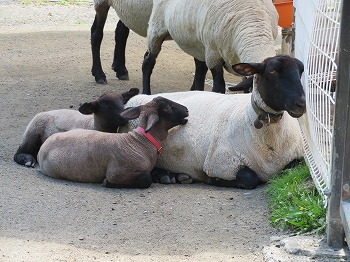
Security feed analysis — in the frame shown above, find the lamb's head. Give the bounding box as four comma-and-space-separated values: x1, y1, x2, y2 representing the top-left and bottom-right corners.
230, 55, 306, 118
78, 88, 139, 132
119, 96, 189, 132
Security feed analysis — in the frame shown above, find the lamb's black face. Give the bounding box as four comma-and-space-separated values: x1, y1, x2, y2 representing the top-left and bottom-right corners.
257, 55, 306, 118
154, 97, 189, 127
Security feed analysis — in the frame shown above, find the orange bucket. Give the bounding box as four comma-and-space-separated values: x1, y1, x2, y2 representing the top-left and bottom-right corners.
273, 0, 293, 28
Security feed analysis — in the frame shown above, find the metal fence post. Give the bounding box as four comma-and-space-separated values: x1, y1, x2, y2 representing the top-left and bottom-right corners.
327, 0, 350, 249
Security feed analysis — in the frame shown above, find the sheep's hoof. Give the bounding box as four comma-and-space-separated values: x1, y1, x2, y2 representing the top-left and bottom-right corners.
25, 161, 35, 168
177, 173, 193, 184
117, 74, 129, 81
159, 175, 171, 184
96, 78, 107, 84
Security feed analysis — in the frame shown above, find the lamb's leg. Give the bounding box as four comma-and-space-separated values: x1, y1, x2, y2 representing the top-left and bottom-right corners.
208, 167, 259, 189
112, 20, 129, 80
190, 58, 208, 91
103, 172, 152, 189
14, 136, 42, 167
91, 4, 110, 84
210, 65, 226, 94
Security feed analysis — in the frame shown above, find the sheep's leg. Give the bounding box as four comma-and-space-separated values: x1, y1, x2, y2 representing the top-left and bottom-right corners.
103, 172, 152, 189
209, 167, 259, 189
190, 58, 208, 91
91, 4, 110, 84
210, 65, 226, 93
111, 20, 129, 80
151, 167, 193, 184
142, 30, 167, 94
14, 136, 42, 167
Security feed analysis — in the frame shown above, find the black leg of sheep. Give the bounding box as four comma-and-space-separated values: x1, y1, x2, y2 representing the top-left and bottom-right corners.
112, 20, 129, 80
91, 4, 110, 84
209, 167, 259, 189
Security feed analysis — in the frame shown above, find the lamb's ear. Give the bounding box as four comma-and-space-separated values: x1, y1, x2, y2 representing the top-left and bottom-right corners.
122, 88, 140, 104
144, 112, 159, 133
232, 62, 263, 76
79, 101, 97, 115
119, 106, 141, 120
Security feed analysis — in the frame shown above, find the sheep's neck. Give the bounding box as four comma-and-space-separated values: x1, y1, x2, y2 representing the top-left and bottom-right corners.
136, 127, 163, 154
251, 75, 284, 129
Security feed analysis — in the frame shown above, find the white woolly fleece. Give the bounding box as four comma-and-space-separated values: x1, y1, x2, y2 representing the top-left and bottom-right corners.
120, 90, 304, 183
147, 0, 279, 72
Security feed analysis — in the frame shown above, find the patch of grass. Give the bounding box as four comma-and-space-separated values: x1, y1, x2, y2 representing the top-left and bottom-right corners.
265, 160, 326, 235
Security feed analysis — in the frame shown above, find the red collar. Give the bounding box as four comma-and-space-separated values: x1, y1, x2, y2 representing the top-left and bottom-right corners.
136, 127, 163, 154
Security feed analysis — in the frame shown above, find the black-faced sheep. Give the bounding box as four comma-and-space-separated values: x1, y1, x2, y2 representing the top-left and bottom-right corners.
120, 55, 306, 189
14, 88, 139, 167
37, 97, 189, 189
142, 0, 279, 94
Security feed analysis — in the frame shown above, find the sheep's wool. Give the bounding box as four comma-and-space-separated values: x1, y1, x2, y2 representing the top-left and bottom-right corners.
121, 91, 304, 183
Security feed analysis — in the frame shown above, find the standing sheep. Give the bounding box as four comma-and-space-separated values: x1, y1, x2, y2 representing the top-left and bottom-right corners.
14, 88, 139, 167
91, 0, 278, 93
120, 55, 306, 189
37, 97, 189, 189
142, 0, 279, 94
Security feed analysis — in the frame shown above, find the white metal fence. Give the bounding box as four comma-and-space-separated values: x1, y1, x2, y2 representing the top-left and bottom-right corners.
294, 0, 342, 205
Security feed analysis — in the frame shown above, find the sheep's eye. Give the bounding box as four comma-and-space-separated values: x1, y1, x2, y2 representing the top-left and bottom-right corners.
269, 70, 276, 74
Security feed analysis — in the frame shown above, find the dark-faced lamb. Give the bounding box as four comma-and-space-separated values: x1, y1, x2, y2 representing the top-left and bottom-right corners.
14, 88, 139, 167
119, 55, 306, 189
37, 96, 188, 188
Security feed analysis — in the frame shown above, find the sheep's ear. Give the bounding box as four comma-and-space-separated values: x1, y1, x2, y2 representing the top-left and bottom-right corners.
79, 101, 97, 115
122, 88, 140, 104
119, 106, 141, 120
293, 58, 304, 75
144, 112, 159, 133
232, 63, 262, 76
228, 77, 253, 92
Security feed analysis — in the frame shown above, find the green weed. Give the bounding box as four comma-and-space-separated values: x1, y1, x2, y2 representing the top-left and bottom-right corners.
265, 161, 326, 235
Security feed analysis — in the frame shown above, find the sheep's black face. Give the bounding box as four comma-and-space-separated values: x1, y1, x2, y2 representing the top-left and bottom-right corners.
257, 56, 306, 118
154, 97, 189, 128
79, 88, 139, 132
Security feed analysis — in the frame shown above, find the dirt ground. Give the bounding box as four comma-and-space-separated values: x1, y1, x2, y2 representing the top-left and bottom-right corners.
0, 2, 286, 261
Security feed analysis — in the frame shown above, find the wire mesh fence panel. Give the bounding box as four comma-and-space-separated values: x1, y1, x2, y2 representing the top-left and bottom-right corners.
294, 0, 341, 206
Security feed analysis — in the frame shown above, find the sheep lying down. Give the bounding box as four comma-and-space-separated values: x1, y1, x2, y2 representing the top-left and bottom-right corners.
120, 55, 307, 189
14, 88, 139, 167
37, 97, 189, 189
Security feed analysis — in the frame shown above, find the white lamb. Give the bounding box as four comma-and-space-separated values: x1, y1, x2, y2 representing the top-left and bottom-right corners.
120, 55, 306, 189
142, 0, 279, 94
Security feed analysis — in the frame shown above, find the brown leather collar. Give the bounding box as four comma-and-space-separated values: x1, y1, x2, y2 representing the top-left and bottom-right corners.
251, 96, 283, 129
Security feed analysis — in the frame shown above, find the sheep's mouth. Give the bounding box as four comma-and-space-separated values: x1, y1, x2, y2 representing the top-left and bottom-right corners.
180, 118, 188, 125
288, 110, 305, 118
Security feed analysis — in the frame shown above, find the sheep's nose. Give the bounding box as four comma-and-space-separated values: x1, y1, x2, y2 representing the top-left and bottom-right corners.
296, 96, 306, 109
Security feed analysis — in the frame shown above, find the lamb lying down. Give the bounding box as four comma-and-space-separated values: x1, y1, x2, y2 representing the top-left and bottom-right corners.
120, 55, 306, 189
14, 88, 139, 167
37, 97, 189, 188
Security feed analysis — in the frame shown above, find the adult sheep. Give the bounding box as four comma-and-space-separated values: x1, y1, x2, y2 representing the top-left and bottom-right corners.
142, 0, 279, 94
120, 55, 306, 189
37, 97, 189, 189
91, 1, 212, 91
14, 88, 139, 167
91, 0, 278, 94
